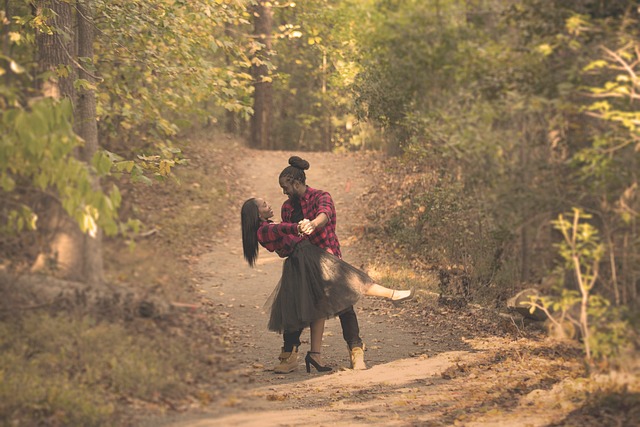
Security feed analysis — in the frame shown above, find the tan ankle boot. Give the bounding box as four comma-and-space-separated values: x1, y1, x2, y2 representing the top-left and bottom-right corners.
273, 346, 298, 373
350, 346, 366, 370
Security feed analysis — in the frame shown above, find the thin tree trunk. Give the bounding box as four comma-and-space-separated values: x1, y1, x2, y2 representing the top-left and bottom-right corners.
76, 0, 104, 285
631, 217, 638, 303
224, 22, 238, 134
321, 50, 331, 151
249, 0, 272, 149
622, 231, 629, 305
2, 0, 12, 88
520, 116, 531, 282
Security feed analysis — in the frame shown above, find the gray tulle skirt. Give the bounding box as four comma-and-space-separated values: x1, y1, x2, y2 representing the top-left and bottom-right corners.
266, 240, 374, 333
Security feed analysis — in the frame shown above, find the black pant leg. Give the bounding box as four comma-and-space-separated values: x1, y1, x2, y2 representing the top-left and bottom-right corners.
339, 305, 363, 350
283, 329, 303, 352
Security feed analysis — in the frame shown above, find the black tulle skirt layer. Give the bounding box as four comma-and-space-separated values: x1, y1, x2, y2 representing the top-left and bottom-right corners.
266, 240, 374, 333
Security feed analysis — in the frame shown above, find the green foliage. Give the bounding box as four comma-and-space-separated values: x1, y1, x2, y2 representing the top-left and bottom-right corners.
353, 1, 471, 131
94, 0, 255, 150
386, 179, 469, 262
271, 0, 370, 150
0, 98, 121, 237
576, 39, 640, 217
5, 0, 255, 152
1, 0, 259, 255
531, 209, 632, 363
351, 0, 640, 327
552, 209, 604, 284
587, 297, 632, 361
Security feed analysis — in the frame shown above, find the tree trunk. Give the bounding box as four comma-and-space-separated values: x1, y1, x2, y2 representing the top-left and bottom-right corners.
320, 51, 333, 151
76, 0, 104, 285
35, 0, 75, 99
32, 0, 104, 285
224, 22, 238, 135
2, 0, 10, 74
249, 0, 273, 149
519, 115, 532, 283
32, 0, 86, 282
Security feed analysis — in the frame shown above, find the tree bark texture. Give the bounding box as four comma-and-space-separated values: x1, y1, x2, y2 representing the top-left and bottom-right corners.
76, 0, 104, 285
35, 0, 76, 100
32, 0, 104, 285
249, 0, 273, 149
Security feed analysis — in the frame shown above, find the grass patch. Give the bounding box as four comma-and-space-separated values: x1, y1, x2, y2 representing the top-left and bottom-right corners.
0, 312, 203, 426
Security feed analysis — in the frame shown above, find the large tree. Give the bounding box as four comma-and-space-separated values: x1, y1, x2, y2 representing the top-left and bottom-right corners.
32, 0, 93, 283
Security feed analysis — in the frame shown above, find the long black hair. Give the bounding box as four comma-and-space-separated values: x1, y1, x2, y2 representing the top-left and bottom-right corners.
241, 198, 261, 267
279, 156, 309, 185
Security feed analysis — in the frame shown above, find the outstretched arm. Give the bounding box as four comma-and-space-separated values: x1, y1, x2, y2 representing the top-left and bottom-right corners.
257, 222, 301, 241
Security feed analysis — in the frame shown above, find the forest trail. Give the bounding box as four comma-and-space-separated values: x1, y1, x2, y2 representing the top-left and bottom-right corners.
150, 142, 584, 427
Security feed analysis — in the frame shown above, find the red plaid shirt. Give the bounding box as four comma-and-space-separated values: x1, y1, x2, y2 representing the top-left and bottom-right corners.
256, 220, 303, 258
281, 186, 341, 258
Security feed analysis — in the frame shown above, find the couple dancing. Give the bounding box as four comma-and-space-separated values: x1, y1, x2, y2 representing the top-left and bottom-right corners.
241, 156, 414, 374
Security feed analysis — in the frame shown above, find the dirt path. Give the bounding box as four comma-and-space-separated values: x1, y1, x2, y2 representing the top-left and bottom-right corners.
151, 146, 589, 427
195, 150, 425, 378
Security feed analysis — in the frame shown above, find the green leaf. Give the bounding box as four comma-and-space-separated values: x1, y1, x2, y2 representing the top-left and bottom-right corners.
93, 151, 113, 175
115, 160, 135, 173
0, 174, 16, 192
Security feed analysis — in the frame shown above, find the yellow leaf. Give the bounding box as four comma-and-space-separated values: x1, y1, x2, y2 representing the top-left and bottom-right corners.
10, 60, 25, 74
28, 213, 38, 230
82, 205, 99, 238
159, 160, 172, 176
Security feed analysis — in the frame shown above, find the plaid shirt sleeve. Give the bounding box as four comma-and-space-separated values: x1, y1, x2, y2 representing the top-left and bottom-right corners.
257, 221, 301, 258
314, 191, 334, 222
303, 187, 342, 258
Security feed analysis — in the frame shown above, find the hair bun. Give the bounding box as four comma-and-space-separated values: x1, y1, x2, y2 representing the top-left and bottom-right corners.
288, 156, 310, 170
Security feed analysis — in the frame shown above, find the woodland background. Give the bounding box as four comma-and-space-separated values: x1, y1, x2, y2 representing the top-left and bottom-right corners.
1, 0, 639, 425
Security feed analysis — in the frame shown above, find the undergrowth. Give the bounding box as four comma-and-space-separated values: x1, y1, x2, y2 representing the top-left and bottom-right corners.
0, 130, 235, 426
0, 312, 201, 426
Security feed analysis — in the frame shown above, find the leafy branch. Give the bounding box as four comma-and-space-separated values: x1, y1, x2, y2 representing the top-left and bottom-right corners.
527, 208, 604, 365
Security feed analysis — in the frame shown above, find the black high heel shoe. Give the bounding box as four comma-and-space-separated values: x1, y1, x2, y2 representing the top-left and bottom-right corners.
305, 352, 332, 373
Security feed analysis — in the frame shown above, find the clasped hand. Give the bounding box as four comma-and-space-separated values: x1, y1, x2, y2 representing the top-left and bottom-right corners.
298, 218, 315, 235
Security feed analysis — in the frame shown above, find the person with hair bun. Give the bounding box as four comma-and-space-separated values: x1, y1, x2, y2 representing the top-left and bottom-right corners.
240, 197, 413, 374
275, 156, 414, 372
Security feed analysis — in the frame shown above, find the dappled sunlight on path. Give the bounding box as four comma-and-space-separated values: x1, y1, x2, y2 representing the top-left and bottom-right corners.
166, 350, 483, 427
